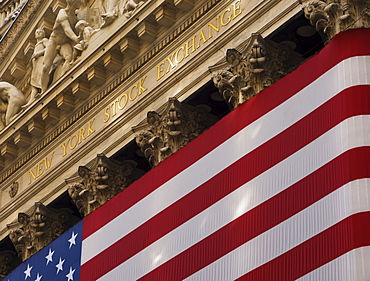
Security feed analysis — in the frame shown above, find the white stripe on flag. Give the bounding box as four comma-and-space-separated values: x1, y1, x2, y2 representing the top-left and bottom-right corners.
296, 246, 370, 281
82, 56, 370, 265
98, 115, 370, 280
184, 179, 370, 281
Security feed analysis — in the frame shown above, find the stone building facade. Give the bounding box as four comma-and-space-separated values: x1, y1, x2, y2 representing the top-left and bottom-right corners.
0, 0, 368, 278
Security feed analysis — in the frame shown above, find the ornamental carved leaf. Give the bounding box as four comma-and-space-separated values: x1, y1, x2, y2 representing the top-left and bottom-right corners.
66, 154, 143, 217
211, 33, 303, 109
133, 97, 217, 167
0, 250, 20, 279
299, 0, 370, 42
7, 202, 78, 261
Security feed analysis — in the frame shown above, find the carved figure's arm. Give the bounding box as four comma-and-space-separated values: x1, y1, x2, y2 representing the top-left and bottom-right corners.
60, 17, 79, 44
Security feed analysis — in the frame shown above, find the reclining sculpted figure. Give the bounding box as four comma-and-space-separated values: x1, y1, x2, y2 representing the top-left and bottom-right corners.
0, 82, 26, 130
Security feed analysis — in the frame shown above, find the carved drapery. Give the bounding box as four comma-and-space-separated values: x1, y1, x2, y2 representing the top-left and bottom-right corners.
133, 97, 216, 167
7, 202, 78, 261
0, 250, 20, 279
299, 0, 370, 42
66, 154, 142, 217
211, 33, 302, 109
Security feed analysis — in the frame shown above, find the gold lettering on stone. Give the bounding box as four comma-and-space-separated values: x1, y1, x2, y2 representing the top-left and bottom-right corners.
61, 118, 96, 157
103, 76, 147, 123
156, 0, 242, 81
28, 152, 55, 184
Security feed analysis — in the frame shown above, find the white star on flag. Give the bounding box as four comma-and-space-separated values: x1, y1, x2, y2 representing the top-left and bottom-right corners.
34, 273, 42, 281
55, 257, 65, 274
45, 248, 54, 265
66, 267, 75, 281
24, 264, 32, 280
68, 232, 78, 249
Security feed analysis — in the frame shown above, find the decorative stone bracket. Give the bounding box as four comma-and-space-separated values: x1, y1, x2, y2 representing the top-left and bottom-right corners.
133, 97, 217, 167
66, 154, 143, 217
210, 33, 303, 109
299, 0, 370, 42
7, 202, 79, 261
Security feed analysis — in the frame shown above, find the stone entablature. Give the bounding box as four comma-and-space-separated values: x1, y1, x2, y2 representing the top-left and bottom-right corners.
0, 0, 219, 176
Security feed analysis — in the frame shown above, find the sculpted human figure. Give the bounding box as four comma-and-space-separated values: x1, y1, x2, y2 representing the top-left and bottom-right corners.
0, 82, 26, 130
40, 0, 81, 93
122, 0, 144, 18
23, 29, 48, 108
101, 0, 120, 27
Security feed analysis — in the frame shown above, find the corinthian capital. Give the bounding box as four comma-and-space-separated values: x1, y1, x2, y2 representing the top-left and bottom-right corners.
211, 33, 302, 109
299, 0, 370, 42
0, 250, 20, 279
66, 154, 142, 217
133, 97, 216, 167
7, 202, 78, 261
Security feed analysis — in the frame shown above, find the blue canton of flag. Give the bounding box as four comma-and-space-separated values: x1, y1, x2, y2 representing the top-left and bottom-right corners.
5, 221, 82, 281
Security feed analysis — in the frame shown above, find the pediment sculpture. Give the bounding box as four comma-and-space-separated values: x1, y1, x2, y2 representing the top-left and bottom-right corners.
0, 82, 26, 131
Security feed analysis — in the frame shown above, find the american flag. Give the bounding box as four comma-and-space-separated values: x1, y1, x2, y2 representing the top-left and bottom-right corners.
5, 222, 82, 281
5, 28, 370, 280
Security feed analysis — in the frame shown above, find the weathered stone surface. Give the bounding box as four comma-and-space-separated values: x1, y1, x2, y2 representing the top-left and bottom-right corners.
0, 250, 20, 279
211, 33, 302, 109
299, 0, 370, 42
133, 97, 217, 167
66, 154, 143, 217
7, 202, 78, 261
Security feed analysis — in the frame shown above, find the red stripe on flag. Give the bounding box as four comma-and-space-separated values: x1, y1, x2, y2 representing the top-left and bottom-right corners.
81, 86, 370, 280
236, 212, 370, 281
138, 147, 370, 281
82, 28, 370, 240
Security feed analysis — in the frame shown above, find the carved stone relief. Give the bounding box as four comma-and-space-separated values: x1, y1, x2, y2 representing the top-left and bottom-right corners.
299, 0, 370, 42
211, 33, 302, 109
101, 0, 120, 26
0, 82, 26, 130
9, 182, 18, 198
0, 250, 20, 279
22, 28, 48, 108
40, 0, 83, 93
133, 97, 217, 167
7, 202, 79, 261
66, 154, 143, 217
122, 0, 146, 18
